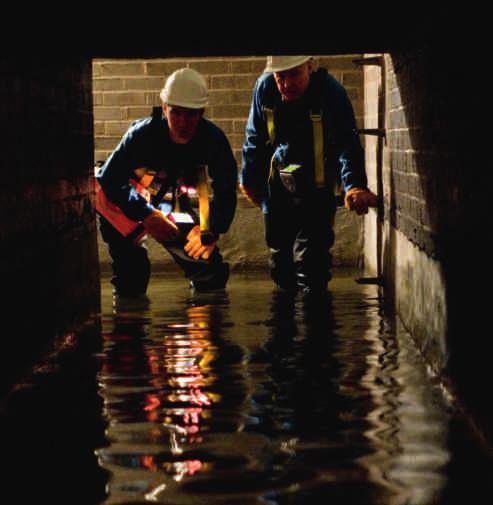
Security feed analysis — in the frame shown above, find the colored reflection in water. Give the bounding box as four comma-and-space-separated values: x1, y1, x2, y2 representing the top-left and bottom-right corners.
1, 273, 491, 505
95, 290, 252, 502
93, 274, 493, 505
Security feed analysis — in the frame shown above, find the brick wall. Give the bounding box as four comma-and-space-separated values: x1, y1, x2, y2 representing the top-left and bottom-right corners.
362, 45, 490, 442
383, 49, 481, 260
93, 56, 365, 167
385, 54, 438, 256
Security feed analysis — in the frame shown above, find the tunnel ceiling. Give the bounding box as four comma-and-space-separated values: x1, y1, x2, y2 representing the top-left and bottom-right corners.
6, 10, 452, 59
75, 20, 435, 58
5, 9, 477, 61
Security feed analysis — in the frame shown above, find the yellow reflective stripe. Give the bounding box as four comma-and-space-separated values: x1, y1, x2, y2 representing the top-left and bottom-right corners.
311, 113, 325, 188
174, 194, 181, 213
196, 165, 210, 233
263, 107, 275, 145
140, 174, 156, 190
268, 153, 277, 184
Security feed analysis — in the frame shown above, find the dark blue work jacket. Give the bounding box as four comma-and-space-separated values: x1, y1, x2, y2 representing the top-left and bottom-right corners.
241, 68, 367, 212
96, 110, 237, 235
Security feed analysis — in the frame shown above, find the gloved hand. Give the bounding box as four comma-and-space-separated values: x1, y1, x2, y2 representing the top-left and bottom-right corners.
142, 208, 179, 243
239, 184, 262, 208
184, 225, 217, 260
344, 187, 378, 215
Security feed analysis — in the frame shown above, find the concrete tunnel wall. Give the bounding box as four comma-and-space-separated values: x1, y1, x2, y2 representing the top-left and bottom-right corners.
0, 58, 100, 392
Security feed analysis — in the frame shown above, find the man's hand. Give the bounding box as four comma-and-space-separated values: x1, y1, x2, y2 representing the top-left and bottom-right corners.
184, 225, 217, 260
344, 188, 378, 215
142, 208, 179, 243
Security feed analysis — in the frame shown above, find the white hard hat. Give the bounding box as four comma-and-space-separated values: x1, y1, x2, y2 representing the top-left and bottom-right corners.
264, 56, 312, 73
159, 68, 209, 109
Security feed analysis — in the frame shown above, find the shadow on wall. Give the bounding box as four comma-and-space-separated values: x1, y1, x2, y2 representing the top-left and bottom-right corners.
386, 38, 489, 442
1, 58, 101, 396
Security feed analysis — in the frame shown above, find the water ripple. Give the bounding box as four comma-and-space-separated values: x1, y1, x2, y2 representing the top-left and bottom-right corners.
93, 272, 493, 504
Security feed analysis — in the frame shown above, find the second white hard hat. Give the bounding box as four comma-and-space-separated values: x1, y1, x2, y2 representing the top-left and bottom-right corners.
264, 56, 312, 73
160, 68, 209, 109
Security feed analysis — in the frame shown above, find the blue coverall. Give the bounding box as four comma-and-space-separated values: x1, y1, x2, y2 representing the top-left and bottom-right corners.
97, 109, 237, 295
241, 68, 368, 292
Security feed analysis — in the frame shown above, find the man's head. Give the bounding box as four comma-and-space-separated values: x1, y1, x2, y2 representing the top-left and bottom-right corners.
264, 56, 313, 102
160, 68, 208, 144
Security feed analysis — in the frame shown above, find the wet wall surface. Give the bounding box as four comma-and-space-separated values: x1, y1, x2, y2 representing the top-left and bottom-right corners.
1, 270, 491, 504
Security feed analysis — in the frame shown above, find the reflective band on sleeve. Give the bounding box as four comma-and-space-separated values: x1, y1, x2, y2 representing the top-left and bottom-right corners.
133, 168, 159, 195
95, 180, 147, 243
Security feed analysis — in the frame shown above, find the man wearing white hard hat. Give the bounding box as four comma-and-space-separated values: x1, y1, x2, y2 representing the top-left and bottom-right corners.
240, 56, 377, 295
96, 68, 237, 296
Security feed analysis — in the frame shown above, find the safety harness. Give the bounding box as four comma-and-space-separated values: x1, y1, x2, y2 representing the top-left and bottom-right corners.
263, 69, 326, 192
96, 106, 214, 243
263, 107, 325, 190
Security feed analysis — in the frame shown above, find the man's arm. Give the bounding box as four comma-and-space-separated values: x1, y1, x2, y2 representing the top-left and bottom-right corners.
331, 82, 368, 192
96, 121, 154, 221
330, 78, 378, 214
183, 126, 237, 260
205, 125, 238, 236
240, 78, 271, 207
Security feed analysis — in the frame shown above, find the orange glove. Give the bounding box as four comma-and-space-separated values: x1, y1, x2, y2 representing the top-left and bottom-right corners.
239, 184, 262, 208
344, 187, 378, 215
142, 208, 179, 243
184, 225, 217, 260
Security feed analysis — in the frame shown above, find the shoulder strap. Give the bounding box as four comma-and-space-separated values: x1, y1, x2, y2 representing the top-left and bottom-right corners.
308, 68, 326, 114
261, 76, 278, 146
129, 106, 162, 128
151, 106, 162, 121
309, 69, 327, 188
310, 68, 343, 198
263, 106, 276, 146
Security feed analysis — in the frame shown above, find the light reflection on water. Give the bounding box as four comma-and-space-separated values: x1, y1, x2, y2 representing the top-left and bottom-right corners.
94, 271, 492, 505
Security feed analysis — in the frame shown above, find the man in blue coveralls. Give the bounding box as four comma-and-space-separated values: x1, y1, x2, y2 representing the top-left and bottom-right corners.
96, 68, 237, 297
240, 56, 377, 295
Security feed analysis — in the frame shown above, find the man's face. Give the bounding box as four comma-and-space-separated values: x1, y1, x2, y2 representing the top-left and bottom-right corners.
273, 62, 313, 102
163, 104, 203, 144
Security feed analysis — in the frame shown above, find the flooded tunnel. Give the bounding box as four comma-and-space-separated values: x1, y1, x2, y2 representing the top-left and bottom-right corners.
1, 14, 491, 504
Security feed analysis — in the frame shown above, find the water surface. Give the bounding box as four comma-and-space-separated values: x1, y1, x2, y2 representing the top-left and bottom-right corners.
94, 271, 492, 504
1, 270, 491, 505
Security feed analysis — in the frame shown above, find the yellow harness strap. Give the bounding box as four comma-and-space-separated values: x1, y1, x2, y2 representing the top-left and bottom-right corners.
196, 164, 211, 234
310, 112, 325, 188
263, 106, 278, 186
263, 107, 275, 146
265, 104, 334, 193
